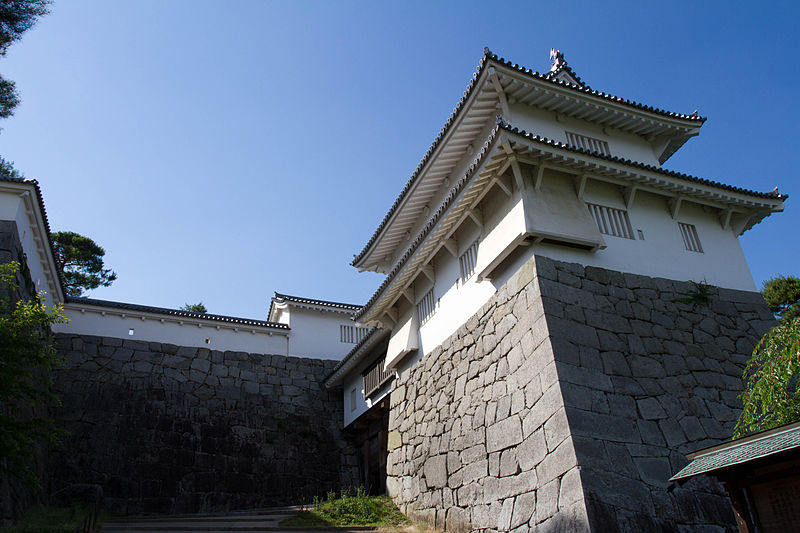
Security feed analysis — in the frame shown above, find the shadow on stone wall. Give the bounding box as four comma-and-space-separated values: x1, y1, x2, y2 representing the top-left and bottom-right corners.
49, 334, 359, 514
386, 253, 772, 532
0, 221, 49, 524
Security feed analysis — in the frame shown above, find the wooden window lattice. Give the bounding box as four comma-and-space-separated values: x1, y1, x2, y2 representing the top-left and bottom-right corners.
363, 357, 394, 399
566, 131, 611, 156
418, 289, 436, 325
459, 240, 479, 283
679, 222, 704, 253
587, 203, 634, 240
340, 324, 369, 344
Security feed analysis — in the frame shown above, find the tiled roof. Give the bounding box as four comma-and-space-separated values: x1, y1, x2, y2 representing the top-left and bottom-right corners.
670, 421, 800, 481
268, 292, 362, 322
544, 50, 586, 87
354, 118, 786, 322
67, 296, 289, 329
0, 174, 67, 295
354, 124, 503, 321
498, 120, 787, 201
324, 326, 387, 387
350, 51, 491, 267
271, 292, 362, 311
352, 47, 707, 267
488, 48, 706, 122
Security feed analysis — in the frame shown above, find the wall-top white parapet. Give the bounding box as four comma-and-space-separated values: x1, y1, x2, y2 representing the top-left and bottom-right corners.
54, 298, 291, 354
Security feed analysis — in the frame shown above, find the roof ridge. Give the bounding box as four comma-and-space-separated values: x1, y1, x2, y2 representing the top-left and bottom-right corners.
350, 49, 492, 267
544, 49, 586, 88
272, 292, 362, 310
0, 175, 67, 297
354, 124, 503, 321
351, 47, 708, 268
498, 122, 786, 200
355, 119, 786, 322
67, 296, 289, 329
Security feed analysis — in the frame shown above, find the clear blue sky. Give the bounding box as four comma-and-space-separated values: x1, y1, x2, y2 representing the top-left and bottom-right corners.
1, 1, 797, 319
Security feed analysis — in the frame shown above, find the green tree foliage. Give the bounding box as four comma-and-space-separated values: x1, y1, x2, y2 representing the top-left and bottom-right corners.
0, 261, 65, 487
0, 155, 23, 179
52, 231, 117, 297
762, 275, 800, 323
734, 318, 800, 438
180, 302, 207, 313
0, 0, 51, 119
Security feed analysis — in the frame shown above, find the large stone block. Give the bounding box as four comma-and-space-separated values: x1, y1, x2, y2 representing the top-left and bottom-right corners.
424, 455, 448, 489
487, 415, 523, 453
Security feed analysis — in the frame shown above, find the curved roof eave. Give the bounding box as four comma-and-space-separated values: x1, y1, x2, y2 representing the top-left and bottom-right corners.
352, 48, 706, 269
324, 327, 387, 388
0, 176, 67, 301
355, 120, 785, 324
67, 296, 290, 330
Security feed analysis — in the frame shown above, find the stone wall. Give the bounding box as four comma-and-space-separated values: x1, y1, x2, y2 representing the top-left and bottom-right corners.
50, 333, 359, 514
538, 257, 773, 531
387, 254, 585, 531
386, 253, 773, 532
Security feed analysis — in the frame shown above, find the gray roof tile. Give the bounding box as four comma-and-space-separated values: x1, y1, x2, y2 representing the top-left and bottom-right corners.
670, 421, 800, 481
67, 296, 289, 329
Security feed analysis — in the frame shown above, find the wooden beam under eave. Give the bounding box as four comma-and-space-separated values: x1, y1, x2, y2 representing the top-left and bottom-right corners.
534, 161, 545, 190
494, 158, 513, 181
668, 197, 682, 220
496, 173, 513, 197
421, 265, 435, 283
467, 209, 483, 229
489, 69, 511, 118
719, 208, 733, 230
443, 238, 458, 258
401, 287, 415, 305
623, 186, 638, 210
732, 213, 755, 236
384, 308, 398, 327
574, 174, 588, 199
510, 159, 525, 191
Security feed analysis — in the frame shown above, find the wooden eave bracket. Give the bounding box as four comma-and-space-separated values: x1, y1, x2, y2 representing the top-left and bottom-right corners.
573, 174, 588, 199
623, 186, 638, 209
534, 161, 545, 190
467, 209, 483, 229
401, 287, 415, 305
496, 173, 513, 197
719, 208, 734, 230
732, 213, 756, 236
421, 265, 435, 283
668, 196, 683, 220
489, 67, 511, 118
510, 158, 525, 191
443, 238, 458, 258
383, 307, 398, 327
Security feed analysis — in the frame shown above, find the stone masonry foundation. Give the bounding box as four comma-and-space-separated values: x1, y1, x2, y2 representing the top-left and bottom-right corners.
50, 334, 359, 515
386, 253, 774, 532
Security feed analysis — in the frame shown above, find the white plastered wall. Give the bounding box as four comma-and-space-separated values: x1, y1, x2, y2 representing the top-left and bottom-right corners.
54, 305, 291, 353
385, 170, 759, 364
284, 306, 364, 360
342, 371, 393, 428
509, 103, 662, 166
538, 179, 757, 291
0, 192, 58, 308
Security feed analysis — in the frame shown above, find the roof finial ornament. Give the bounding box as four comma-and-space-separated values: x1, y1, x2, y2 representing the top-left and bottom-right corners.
550, 48, 566, 72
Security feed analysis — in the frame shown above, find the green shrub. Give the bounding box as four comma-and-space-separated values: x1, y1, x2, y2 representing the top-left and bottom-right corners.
280, 487, 408, 527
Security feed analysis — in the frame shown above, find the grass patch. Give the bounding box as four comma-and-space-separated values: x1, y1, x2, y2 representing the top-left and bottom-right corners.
280, 488, 409, 528
0, 503, 113, 533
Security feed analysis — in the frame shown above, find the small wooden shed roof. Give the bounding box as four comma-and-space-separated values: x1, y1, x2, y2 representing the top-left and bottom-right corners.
670, 421, 800, 481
